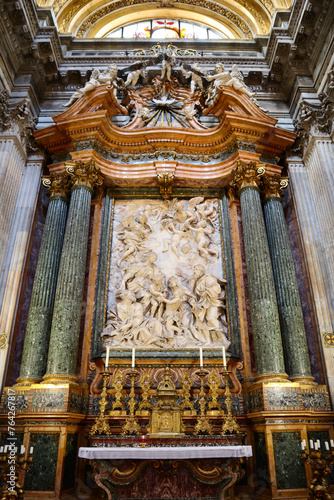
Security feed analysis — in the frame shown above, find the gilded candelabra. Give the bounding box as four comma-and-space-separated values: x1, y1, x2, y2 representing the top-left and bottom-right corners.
122, 369, 142, 435
0, 448, 33, 500
181, 373, 196, 416
221, 367, 240, 435
194, 368, 212, 435
137, 373, 152, 415
302, 446, 334, 500
90, 370, 111, 436
109, 371, 126, 416
207, 371, 221, 415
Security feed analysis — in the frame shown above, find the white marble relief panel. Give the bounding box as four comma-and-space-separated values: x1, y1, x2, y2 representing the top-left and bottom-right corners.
102, 198, 230, 350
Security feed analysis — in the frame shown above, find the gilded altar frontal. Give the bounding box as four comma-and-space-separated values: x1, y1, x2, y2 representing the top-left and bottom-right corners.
0, 1, 334, 499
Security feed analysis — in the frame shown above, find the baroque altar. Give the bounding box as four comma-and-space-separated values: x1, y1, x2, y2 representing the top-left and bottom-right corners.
1, 42, 333, 500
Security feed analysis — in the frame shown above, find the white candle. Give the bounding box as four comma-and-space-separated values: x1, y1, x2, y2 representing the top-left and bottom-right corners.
303, 439, 306, 447
199, 347, 203, 367
317, 439, 321, 448
325, 441, 329, 451
20, 445, 25, 455
0, 446, 3, 453
222, 346, 226, 367
29, 447, 34, 455
301, 441, 305, 450
132, 347, 135, 368
310, 440, 314, 449
314, 443, 318, 450
331, 440, 334, 448
4, 446, 8, 453
105, 347, 110, 369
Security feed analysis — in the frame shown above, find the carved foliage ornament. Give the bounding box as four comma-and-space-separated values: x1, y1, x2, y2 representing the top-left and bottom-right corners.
229, 161, 266, 192
157, 172, 175, 199
65, 160, 104, 190
42, 172, 71, 199
262, 174, 289, 199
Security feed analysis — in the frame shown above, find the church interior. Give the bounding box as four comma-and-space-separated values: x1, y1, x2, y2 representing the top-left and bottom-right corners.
0, 0, 334, 498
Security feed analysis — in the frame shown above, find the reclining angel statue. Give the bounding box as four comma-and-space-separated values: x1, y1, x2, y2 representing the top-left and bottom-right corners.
62, 64, 119, 107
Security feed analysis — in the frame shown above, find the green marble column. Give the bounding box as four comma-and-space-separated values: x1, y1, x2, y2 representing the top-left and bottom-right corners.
43, 162, 103, 384
263, 175, 313, 381
91, 190, 113, 359
219, 190, 241, 358
230, 162, 286, 378
17, 174, 69, 384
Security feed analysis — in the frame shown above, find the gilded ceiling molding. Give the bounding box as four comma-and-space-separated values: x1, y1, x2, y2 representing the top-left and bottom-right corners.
73, 0, 254, 38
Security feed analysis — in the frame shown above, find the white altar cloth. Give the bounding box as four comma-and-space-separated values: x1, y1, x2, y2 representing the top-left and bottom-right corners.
79, 446, 252, 460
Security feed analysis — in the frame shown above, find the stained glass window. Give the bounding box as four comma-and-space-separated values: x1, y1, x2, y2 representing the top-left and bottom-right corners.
105, 19, 226, 39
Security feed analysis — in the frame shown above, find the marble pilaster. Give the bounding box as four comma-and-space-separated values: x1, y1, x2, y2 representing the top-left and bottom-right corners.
0, 154, 44, 391
16, 174, 69, 384
43, 162, 103, 384
219, 190, 241, 358
230, 162, 286, 379
262, 175, 313, 382
287, 158, 334, 404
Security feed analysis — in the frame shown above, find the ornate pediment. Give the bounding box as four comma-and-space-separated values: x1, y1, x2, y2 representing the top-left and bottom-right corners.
34, 48, 296, 188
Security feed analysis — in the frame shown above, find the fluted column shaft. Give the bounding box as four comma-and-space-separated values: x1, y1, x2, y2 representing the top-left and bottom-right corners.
263, 189, 312, 380
263, 175, 311, 379
231, 162, 286, 377
44, 162, 102, 383
17, 175, 69, 383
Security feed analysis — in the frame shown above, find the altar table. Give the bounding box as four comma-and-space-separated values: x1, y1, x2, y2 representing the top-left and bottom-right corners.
79, 445, 252, 499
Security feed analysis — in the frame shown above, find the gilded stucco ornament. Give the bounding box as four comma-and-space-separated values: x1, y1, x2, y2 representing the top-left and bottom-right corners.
262, 174, 289, 199
42, 172, 70, 199
229, 161, 266, 192
157, 172, 175, 199
65, 161, 104, 190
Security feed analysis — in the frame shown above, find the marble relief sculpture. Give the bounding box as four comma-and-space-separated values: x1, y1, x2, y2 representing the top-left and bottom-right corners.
102, 198, 230, 350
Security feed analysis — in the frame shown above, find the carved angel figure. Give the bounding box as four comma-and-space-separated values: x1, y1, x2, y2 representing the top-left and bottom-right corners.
62, 65, 119, 107
123, 62, 147, 89
180, 64, 205, 94
205, 63, 254, 104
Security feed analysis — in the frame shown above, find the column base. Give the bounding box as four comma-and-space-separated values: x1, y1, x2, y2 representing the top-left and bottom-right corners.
289, 375, 316, 385
253, 372, 290, 384
42, 373, 78, 385
14, 376, 42, 387
244, 378, 331, 414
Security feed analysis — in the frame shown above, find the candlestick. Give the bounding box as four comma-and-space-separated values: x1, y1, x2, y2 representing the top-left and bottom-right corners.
105, 347, 110, 369
222, 346, 226, 367
199, 347, 203, 367
132, 347, 135, 368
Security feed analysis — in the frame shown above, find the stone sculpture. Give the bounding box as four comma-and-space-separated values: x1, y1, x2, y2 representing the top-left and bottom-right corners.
206, 63, 255, 103
102, 198, 230, 350
62, 64, 119, 107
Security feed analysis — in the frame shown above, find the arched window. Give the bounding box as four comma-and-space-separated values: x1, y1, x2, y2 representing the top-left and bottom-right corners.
105, 19, 227, 39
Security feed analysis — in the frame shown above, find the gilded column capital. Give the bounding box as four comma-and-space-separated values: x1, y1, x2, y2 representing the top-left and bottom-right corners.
229, 161, 266, 193
42, 173, 70, 199
262, 174, 289, 200
65, 161, 104, 191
